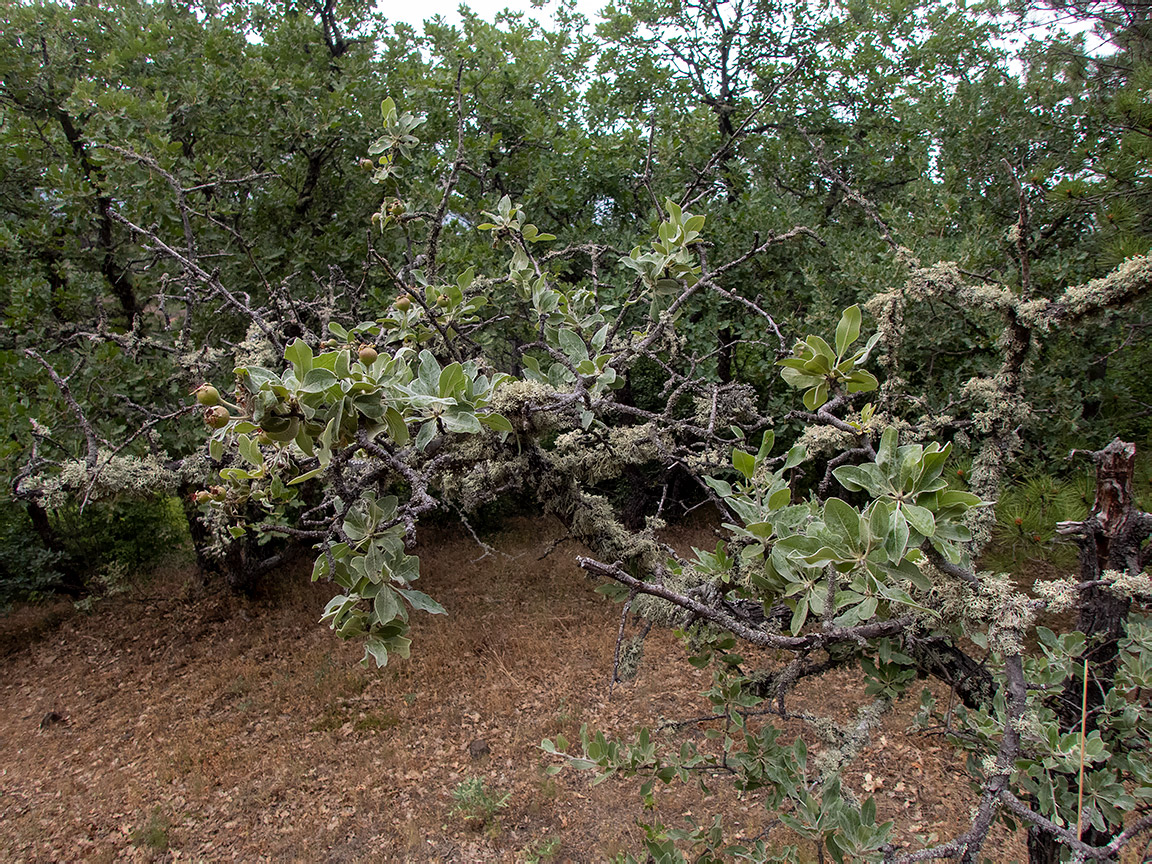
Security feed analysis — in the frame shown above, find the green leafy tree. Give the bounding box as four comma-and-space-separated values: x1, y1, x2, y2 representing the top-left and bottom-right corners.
0, 0, 396, 587
175, 86, 1152, 860
3, 2, 1152, 861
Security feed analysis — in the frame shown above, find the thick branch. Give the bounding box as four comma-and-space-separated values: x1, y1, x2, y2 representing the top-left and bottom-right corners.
24, 349, 99, 472
577, 557, 914, 651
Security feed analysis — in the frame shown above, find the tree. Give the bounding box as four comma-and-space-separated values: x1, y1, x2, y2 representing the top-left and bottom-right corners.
172, 85, 1152, 859
0, 0, 394, 588
0, 0, 609, 588
3, 1, 1151, 860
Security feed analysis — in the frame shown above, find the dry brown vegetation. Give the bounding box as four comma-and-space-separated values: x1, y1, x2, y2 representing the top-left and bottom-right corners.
1, 517, 1025, 862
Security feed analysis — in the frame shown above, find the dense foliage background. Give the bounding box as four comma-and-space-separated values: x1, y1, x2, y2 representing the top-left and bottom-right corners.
2, 0, 1152, 861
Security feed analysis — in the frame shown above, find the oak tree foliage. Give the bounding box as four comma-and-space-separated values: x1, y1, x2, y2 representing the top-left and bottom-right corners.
2, 0, 1151, 860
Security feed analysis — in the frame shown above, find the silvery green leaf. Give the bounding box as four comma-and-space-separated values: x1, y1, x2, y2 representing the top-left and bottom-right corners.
876, 427, 898, 469
396, 588, 445, 615
441, 407, 481, 434
301, 368, 339, 394
415, 419, 437, 451
835, 305, 862, 357
903, 503, 936, 537
824, 498, 862, 547
373, 585, 402, 624
733, 448, 755, 479
783, 445, 807, 471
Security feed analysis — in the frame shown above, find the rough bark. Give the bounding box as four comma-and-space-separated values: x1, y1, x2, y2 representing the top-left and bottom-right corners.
24, 501, 85, 595
54, 108, 138, 322
1030, 439, 1149, 862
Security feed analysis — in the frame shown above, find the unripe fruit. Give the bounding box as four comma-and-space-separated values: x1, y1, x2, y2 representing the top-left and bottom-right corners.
193, 490, 212, 505
371, 212, 382, 225
204, 405, 230, 429
437, 293, 451, 307
360, 158, 374, 171
395, 295, 412, 312
358, 344, 378, 364
195, 384, 221, 406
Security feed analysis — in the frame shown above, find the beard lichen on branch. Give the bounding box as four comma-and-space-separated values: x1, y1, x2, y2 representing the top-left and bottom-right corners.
551, 423, 668, 486
435, 447, 533, 514
486, 378, 566, 434
1100, 568, 1152, 601
796, 420, 862, 459
810, 698, 892, 786
930, 569, 1037, 656
544, 481, 665, 574
689, 382, 762, 431
22, 450, 207, 509
1035, 251, 1152, 327
232, 321, 280, 370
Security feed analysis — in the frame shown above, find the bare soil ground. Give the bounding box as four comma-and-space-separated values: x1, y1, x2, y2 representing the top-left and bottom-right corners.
2, 516, 1028, 862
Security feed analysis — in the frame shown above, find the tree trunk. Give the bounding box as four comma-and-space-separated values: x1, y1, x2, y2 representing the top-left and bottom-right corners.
177, 484, 218, 585
717, 325, 734, 383
222, 532, 296, 596
1029, 438, 1148, 862
177, 485, 272, 594
24, 500, 85, 595
54, 108, 138, 322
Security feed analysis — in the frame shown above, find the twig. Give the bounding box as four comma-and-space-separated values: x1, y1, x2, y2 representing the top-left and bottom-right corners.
609, 590, 638, 692
107, 211, 282, 351
1077, 653, 1089, 842
577, 557, 914, 652
679, 63, 803, 209
1003, 158, 1032, 298
24, 349, 99, 472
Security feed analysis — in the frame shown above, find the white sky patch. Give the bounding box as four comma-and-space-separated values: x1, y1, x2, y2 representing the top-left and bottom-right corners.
378, 0, 609, 31
996, 3, 1115, 66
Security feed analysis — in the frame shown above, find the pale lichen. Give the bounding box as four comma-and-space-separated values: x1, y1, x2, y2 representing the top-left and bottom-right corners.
691, 384, 758, 430
811, 698, 890, 783
22, 450, 207, 509
552, 424, 666, 486
437, 450, 533, 513
1037, 252, 1152, 328
487, 378, 567, 434
614, 633, 646, 682
1033, 577, 1079, 614
1103, 568, 1152, 600
233, 322, 280, 370
796, 423, 856, 459
933, 571, 1034, 655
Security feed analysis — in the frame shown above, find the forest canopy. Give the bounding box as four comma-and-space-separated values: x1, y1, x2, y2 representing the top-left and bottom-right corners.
2, 0, 1152, 860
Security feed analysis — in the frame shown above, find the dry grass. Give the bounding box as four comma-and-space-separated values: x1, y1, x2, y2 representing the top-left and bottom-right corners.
1, 516, 1027, 862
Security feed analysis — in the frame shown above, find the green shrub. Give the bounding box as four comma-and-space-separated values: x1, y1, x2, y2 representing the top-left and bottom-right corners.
1, 496, 191, 607
0, 502, 66, 607
55, 495, 190, 575
449, 775, 511, 828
